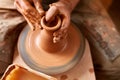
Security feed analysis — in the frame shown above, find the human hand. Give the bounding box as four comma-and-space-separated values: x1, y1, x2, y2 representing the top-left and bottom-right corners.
45, 1, 72, 43
14, 0, 45, 30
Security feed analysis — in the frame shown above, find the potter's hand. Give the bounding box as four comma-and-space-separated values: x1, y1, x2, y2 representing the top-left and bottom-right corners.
45, 0, 80, 43
14, 0, 44, 30
45, 1, 71, 43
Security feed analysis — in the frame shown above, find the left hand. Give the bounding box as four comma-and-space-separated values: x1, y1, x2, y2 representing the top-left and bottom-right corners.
14, 0, 45, 30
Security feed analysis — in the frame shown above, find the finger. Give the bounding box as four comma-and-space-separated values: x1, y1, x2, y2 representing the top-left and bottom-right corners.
17, 0, 32, 10
53, 29, 67, 43
53, 36, 61, 43
15, 1, 35, 30
45, 5, 58, 22
14, 1, 23, 13
32, 0, 45, 15
15, 0, 42, 30
53, 30, 62, 37
15, 0, 35, 14
53, 16, 70, 42
61, 16, 70, 30
54, 16, 70, 36
60, 17, 70, 38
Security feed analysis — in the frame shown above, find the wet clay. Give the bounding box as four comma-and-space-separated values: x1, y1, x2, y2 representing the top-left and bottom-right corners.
25, 16, 81, 67
25, 24, 81, 67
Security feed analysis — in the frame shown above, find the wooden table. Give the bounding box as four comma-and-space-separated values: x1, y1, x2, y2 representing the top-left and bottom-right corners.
13, 40, 96, 80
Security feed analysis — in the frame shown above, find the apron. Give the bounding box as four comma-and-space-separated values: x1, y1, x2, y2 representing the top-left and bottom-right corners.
0, 0, 25, 75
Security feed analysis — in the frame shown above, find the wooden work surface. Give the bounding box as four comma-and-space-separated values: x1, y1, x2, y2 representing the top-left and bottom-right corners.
13, 40, 96, 80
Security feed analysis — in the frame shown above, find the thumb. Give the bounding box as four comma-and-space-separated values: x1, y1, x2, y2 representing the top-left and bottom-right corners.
32, 0, 45, 16
45, 5, 58, 22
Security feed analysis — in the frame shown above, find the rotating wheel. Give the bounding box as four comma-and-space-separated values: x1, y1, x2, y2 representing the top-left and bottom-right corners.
18, 23, 85, 75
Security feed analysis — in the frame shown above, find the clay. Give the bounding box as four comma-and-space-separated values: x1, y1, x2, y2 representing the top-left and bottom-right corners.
25, 16, 81, 67
15, 0, 80, 43
18, 15, 84, 74
16, 0, 84, 74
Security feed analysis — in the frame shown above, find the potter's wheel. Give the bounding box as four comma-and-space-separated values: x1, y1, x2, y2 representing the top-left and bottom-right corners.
18, 22, 85, 74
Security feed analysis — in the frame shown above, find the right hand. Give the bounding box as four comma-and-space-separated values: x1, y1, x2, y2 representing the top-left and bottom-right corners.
45, 1, 72, 43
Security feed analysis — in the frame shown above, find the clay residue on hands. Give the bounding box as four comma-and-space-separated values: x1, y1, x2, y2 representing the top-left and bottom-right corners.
14, 0, 44, 30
